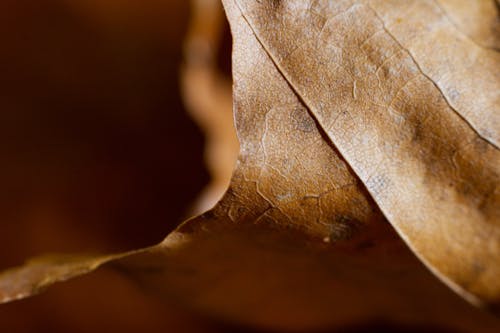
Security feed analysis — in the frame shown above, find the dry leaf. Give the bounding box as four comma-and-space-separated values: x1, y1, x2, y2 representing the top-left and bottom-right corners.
435, 0, 500, 50
227, 0, 500, 305
1, 0, 500, 332
181, 0, 239, 214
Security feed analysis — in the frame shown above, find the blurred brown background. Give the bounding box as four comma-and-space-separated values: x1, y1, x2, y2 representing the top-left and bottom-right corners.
0, 0, 213, 331
0, 1, 474, 332
0, 0, 208, 263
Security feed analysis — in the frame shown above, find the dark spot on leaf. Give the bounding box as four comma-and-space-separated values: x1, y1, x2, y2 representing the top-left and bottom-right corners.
291, 107, 316, 133
329, 215, 362, 242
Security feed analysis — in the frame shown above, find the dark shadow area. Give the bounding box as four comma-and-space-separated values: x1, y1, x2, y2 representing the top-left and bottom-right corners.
0, 0, 208, 269
216, 17, 233, 79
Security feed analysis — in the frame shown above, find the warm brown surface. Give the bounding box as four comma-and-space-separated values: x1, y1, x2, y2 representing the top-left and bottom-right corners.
228, 0, 500, 303
1, 1, 499, 332
0, 0, 206, 266
182, 0, 239, 214
0, 0, 214, 332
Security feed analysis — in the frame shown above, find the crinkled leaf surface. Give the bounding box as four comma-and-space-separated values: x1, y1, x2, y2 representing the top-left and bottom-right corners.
1, 0, 500, 331
227, 0, 500, 305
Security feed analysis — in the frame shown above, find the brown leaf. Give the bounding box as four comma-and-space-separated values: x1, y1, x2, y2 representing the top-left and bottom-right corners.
1, 0, 500, 331
181, 0, 239, 214
227, 0, 500, 307
435, 0, 500, 50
